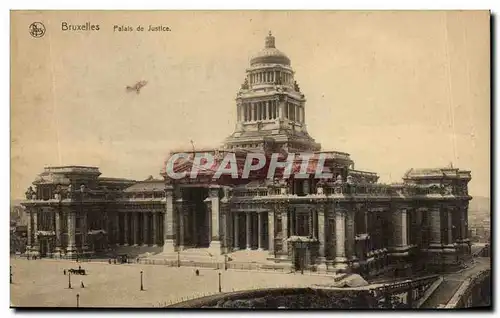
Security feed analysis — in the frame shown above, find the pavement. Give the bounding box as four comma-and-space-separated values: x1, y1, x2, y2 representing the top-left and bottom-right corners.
10, 257, 334, 308
420, 257, 490, 308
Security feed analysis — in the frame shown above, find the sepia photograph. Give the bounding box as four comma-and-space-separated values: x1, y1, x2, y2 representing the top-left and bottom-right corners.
9, 10, 491, 309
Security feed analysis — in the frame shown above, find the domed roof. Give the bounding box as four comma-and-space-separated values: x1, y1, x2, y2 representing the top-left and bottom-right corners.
250, 31, 291, 66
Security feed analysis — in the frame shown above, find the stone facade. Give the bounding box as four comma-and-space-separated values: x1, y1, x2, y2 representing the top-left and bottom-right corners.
21, 32, 472, 276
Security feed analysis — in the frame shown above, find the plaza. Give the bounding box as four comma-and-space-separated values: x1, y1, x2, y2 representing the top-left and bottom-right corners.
9, 257, 331, 308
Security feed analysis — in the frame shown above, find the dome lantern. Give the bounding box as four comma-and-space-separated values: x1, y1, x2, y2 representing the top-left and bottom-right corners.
265, 31, 275, 48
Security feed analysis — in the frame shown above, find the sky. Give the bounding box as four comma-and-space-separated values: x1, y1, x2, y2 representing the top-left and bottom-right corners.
10, 10, 490, 199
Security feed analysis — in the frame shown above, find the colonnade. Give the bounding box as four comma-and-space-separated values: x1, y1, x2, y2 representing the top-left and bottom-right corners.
25, 207, 85, 257
232, 212, 268, 250
248, 70, 293, 85
240, 100, 279, 122
238, 100, 304, 123
116, 212, 163, 246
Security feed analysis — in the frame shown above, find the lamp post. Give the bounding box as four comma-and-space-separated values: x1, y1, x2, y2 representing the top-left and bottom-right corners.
140, 270, 144, 291
218, 272, 222, 293
68, 272, 72, 289
76, 293, 80, 308
177, 250, 180, 267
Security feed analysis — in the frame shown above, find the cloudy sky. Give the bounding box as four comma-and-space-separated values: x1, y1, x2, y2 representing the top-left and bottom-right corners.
11, 10, 490, 199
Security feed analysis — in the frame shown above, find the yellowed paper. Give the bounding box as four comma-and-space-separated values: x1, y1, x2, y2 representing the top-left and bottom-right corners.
10, 10, 490, 309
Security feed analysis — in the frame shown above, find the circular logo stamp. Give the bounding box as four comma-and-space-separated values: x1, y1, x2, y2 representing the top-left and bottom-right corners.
29, 22, 45, 38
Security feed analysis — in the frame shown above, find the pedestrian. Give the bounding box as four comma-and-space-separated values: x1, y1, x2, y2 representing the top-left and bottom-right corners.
78, 266, 81, 271
64, 269, 66, 276
108, 259, 111, 264
195, 269, 199, 276
80, 280, 85, 288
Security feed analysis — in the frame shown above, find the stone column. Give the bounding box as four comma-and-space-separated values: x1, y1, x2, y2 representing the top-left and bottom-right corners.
334, 208, 347, 270
258, 212, 263, 250
26, 209, 32, 250
317, 206, 325, 258
392, 209, 404, 247
54, 209, 61, 252
268, 211, 274, 254
31, 209, 40, 256
163, 185, 175, 253
209, 185, 221, 253
279, 100, 285, 120
133, 213, 139, 245
429, 205, 442, 247
67, 210, 76, 256
282, 207, 288, 255
123, 212, 129, 246
152, 212, 158, 246
458, 203, 469, 247
346, 208, 356, 261
447, 208, 453, 245
401, 209, 408, 247
32, 210, 39, 250
252, 103, 256, 121
81, 210, 89, 253
246, 212, 251, 250
234, 213, 239, 250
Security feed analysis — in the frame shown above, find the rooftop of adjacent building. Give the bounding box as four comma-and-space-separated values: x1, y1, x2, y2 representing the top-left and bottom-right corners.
404, 167, 472, 180
123, 175, 164, 193
43, 166, 100, 174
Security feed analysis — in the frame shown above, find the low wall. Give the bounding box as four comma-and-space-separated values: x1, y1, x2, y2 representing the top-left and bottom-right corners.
168, 287, 382, 309
168, 275, 441, 309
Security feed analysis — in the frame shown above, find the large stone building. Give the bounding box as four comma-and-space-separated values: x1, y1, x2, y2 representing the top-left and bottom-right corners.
21, 32, 472, 276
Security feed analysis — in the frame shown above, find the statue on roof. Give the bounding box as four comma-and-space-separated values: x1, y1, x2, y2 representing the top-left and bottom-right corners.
346, 175, 354, 184
54, 185, 62, 200
241, 77, 249, 90
335, 174, 343, 184
66, 184, 73, 199
294, 80, 300, 92
25, 186, 36, 200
